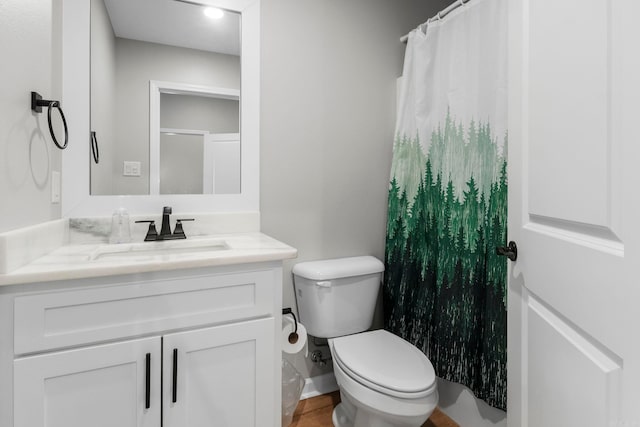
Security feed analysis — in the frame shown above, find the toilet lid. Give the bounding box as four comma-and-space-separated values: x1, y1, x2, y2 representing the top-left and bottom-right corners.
332, 330, 436, 397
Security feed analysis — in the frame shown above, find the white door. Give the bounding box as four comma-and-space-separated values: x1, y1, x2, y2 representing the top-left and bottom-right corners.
162, 318, 275, 427
204, 133, 241, 194
14, 337, 161, 427
508, 1, 640, 426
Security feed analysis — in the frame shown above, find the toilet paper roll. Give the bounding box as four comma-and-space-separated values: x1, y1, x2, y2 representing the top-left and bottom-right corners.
282, 315, 308, 356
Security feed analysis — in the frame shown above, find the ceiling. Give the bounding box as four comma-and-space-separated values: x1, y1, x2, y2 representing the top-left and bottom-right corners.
103, 0, 241, 56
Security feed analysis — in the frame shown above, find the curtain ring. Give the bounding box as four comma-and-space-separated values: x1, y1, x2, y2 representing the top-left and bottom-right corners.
47, 101, 68, 150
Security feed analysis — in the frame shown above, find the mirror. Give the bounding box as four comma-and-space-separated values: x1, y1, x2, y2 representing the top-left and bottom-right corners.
61, 0, 259, 216
89, 0, 241, 195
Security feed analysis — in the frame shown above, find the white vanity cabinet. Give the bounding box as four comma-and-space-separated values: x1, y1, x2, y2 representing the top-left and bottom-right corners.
162, 318, 274, 427
15, 336, 162, 427
3, 262, 283, 427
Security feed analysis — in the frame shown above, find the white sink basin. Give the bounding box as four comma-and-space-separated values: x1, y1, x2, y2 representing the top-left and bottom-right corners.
89, 238, 229, 261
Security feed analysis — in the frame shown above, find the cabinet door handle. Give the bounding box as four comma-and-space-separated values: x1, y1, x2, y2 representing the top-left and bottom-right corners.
145, 353, 151, 409
172, 348, 178, 403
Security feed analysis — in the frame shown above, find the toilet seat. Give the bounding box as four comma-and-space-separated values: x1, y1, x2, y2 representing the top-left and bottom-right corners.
331, 330, 436, 399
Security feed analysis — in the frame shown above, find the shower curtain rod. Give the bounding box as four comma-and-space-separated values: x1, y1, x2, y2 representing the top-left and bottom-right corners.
400, 0, 472, 43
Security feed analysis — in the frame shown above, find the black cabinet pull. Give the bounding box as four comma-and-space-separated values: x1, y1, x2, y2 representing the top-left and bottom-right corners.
145, 353, 151, 409
172, 348, 178, 403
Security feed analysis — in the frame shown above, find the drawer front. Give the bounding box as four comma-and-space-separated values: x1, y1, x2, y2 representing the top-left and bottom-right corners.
14, 269, 277, 355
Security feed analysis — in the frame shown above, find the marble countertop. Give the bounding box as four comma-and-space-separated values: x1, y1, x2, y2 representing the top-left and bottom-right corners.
0, 232, 297, 287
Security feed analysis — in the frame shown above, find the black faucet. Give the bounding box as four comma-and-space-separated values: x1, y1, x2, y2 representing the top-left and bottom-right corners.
159, 206, 173, 239
135, 207, 194, 241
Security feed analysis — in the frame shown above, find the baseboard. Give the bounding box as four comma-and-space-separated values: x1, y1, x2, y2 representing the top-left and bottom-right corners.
300, 372, 339, 400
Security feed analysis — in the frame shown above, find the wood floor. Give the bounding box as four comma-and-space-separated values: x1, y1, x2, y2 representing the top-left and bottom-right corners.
290, 391, 459, 427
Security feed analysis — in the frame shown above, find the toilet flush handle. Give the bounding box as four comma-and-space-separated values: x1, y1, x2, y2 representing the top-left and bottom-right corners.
316, 280, 332, 288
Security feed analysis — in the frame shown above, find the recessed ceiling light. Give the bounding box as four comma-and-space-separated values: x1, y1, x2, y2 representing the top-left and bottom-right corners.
204, 7, 224, 19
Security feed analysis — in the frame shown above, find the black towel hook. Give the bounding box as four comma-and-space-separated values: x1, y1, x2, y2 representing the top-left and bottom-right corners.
31, 91, 68, 150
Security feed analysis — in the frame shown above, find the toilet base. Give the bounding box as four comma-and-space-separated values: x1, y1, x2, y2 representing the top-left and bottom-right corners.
332, 388, 433, 427
332, 402, 353, 427
333, 399, 400, 427
328, 338, 437, 427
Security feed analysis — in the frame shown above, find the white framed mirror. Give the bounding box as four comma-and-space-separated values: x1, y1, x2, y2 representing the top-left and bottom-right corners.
61, 0, 260, 216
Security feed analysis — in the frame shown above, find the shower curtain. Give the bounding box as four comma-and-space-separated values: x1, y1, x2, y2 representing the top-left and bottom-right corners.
384, 0, 507, 410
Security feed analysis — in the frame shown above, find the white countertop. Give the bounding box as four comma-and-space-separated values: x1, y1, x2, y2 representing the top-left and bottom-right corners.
0, 232, 297, 287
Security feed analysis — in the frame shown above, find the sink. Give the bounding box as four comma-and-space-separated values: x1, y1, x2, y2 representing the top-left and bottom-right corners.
89, 238, 229, 261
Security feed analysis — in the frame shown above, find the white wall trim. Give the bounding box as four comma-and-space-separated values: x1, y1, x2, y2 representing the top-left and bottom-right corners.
300, 372, 339, 400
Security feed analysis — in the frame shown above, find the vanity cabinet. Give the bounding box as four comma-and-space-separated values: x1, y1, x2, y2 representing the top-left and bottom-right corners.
163, 318, 274, 427
15, 336, 162, 427
3, 263, 282, 427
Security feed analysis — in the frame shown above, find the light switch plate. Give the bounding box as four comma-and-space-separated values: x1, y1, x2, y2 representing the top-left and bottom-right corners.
123, 161, 141, 177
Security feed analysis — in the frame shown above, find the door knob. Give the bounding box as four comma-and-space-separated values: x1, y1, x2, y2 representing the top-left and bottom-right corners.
496, 241, 518, 261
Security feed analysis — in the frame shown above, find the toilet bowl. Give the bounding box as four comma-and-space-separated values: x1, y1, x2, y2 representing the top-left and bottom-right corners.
292, 256, 439, 427
329, 330, 438, 427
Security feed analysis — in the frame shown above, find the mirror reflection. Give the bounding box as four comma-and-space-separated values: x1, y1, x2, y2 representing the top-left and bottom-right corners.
90, 0, 241, 195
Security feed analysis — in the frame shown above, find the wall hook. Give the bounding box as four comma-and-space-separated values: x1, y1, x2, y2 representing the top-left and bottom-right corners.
31, 91, 68, 150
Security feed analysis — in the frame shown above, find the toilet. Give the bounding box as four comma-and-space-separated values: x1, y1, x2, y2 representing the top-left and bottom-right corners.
292, 256, 438, 427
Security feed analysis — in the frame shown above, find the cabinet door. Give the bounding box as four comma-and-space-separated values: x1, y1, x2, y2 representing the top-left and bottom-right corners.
14, 337, 161, 427
163, 318, 275, 427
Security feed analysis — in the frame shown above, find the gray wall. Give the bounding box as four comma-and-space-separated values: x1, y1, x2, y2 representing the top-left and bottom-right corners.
0, 0, 63, 233
107, 38, 240, 195
160, 93, 239, 133
261, 0, 451, 379
160, 133, 204, 194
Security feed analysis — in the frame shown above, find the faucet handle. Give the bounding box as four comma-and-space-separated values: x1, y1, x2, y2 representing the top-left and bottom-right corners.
173, 219, 194, 239
135, 220, 158, 242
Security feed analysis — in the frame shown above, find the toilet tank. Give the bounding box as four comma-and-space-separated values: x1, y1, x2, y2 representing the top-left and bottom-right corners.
292, 256, 384, 338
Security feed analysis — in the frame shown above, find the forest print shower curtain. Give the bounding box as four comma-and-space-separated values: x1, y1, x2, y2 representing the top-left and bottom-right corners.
384, 0, 507, 409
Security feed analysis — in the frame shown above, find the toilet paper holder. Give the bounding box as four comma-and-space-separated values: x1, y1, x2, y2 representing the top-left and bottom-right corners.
282, 308, 299, 344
